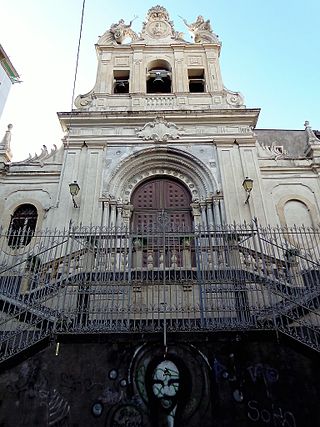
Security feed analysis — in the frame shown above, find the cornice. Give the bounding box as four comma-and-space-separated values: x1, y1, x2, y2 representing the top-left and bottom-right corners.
58, 108, 260, 130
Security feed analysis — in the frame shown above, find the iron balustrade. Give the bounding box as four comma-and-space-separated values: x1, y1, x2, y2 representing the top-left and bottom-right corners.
0, 222, 320, 362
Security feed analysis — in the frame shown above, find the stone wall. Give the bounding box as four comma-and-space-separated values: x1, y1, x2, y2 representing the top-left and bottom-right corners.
0, 334, 319, 426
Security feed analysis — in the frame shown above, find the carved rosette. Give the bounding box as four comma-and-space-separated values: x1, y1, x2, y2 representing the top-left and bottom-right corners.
225, 90, 244, 108
74, 90, 95, 109
135, 117, 184, 142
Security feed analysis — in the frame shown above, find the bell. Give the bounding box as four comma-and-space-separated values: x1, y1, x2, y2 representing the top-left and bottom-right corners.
153, 73, 164, 84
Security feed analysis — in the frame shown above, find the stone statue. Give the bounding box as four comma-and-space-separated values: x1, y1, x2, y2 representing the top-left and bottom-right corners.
98, 18, 138, 45
181, 15, 219, 43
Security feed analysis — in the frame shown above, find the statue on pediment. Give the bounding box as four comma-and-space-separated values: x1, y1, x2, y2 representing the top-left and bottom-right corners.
181, 15, 219, 43
98, 18, 138, 45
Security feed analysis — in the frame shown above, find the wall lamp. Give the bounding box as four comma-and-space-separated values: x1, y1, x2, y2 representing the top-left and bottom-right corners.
69, 181, 80, 208
242, 177, 253, 204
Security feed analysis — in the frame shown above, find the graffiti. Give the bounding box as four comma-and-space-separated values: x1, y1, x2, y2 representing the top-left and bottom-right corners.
59, 372, 105, 394
213, 354, 245, 403
129, 343, 211, 427
110, 404, 143, 427
59, 372, 81, 393
6, 359, 49, 399
247, 400, 296, 427
247, 364, 279, 385
48, 389, 70, 426
212, 357, 228, 381
83, 377, 105, 392
151, 360, 180, 427
101, 387, 124, 405
136, 365, 148, 402
120, 378, 127, 387
92, 401, 104, 417
130, 394, 144, 409
109, 369, 118, 380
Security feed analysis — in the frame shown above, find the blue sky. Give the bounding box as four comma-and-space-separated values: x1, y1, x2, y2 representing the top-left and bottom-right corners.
1, 0, 319, 160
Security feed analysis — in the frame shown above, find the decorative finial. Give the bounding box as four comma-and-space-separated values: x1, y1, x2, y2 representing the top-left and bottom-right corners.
0, 124, 13, 149
0, 123, 13, 163
304, 120, 319, 145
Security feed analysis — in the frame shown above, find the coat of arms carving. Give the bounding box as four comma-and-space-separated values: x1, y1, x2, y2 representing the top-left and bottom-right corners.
135, 117, 184, 142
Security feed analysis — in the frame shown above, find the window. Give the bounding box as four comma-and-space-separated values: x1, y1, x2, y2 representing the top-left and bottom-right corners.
188, 69, 205, 93
8, 204, 38, 248
113, 70, 129, 94
147, 60, 172, 94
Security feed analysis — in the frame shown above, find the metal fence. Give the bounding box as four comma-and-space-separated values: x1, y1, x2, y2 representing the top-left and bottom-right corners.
0, 222, 320, 362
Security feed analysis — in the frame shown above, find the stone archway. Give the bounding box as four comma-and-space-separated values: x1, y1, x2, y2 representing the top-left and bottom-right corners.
102, 147, 224, 228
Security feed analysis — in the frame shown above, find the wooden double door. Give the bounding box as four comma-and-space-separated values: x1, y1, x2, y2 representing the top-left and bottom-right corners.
131, 178, 192, 231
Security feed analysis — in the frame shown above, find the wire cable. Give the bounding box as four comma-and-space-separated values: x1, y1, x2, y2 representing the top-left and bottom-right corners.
66, 0, 86, 146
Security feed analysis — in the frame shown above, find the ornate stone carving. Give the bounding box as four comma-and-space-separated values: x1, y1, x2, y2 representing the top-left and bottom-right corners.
104, 147, 219, 204
74, 90, 95, 109
304, 121, 320, 160
135, 117, 184, 142
141, 6, 186, 43
225, 90, 244, 107
11, 144, 59, 166
304, 121, 320, 145
97, 19, 139, 45
0, 124, 13, 165
145, 97, 175, 109
0, 124, 12, 151
255, 141, 287, 160
181, 15, 220, 44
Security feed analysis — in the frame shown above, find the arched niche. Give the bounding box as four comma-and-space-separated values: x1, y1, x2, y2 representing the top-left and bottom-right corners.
284, 199, 312, 228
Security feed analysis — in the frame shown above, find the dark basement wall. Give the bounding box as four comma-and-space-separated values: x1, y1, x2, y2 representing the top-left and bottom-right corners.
0, 333, 319, 427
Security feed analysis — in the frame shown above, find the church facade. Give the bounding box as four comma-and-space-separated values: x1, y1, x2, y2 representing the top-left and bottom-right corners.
0, 6, 319, 426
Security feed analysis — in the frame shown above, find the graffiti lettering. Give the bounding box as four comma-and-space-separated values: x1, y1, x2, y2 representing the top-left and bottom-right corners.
59, 372, 81, 393
247, 400, 296, 427
101, 387, 123, 405
247, 364, 279, 384
111, 404, 142, 427
212, 358, 228, 381
59, 372, 105, 394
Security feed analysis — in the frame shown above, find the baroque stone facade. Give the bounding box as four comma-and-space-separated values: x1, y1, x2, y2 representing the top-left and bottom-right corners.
1, 7, 319, 231
0, 6, 320, 427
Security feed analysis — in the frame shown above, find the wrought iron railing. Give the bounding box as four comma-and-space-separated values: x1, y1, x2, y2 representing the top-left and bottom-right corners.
0, 222, 320, 362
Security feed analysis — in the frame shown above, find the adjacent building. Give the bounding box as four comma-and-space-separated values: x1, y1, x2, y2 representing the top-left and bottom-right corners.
0, 44, 19, 118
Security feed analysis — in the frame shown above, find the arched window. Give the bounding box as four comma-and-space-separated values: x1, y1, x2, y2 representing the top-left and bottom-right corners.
8, 204, 38, 248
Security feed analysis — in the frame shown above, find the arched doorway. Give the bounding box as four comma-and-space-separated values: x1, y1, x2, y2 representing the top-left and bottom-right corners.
131, 177, 192, 231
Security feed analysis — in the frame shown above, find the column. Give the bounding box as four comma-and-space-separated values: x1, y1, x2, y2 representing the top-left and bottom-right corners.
109, 202, 117, 228
200, 200, 207, 229
102, 201, 110, 228
213, 198, 222, 226
122, 204, 133, 229
206, 198, 214, 228
116, 204, 123, 228
191, 202, 201, 228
